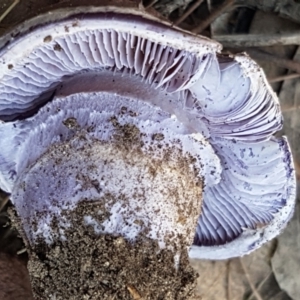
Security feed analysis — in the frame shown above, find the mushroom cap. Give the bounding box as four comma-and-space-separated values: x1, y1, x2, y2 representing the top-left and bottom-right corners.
0, 4, 296, 259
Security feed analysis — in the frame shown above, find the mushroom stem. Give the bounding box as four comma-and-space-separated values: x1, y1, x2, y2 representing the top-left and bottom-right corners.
6, 91, 210, 299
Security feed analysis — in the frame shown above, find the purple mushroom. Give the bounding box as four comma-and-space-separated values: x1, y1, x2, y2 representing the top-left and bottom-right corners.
0, 2, 296, 298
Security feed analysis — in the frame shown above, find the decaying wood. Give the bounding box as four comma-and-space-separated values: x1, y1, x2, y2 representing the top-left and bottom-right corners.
214, 32, 300, 48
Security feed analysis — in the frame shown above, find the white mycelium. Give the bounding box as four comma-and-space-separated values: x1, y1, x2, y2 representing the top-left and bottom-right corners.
0, 5, 296, 259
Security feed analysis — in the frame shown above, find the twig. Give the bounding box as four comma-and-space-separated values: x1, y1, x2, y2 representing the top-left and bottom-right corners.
174, 0, 205, 26
191, 0, 235, 33
281, 104, 300, 113
145, 0, 158, 9
17, 248, 27, 255
239, 258, 263, 300
207, 0, 212, 11
246, 271, 272, 300
248, 49, 300, 74
0, 191, 9, 212
0, 197, 9, 212
214, 32, 300, 48
268, 73, 300, 83
0, 0, 20, 23
127, 284, 142, 300
110, 294, 117, 300
226, 260, 232, 300
202, 265, 226, 298
271, 290, 285, 300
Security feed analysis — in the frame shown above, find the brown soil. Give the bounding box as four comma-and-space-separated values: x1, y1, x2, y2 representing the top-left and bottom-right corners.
0, 252, 33, 300
27, 201, 199, 300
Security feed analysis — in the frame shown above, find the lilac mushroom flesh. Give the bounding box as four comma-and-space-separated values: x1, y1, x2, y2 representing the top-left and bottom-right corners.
0, 5, 296, 262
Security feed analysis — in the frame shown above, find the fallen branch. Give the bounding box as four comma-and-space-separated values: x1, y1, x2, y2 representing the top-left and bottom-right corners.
214, 32, 300, 48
